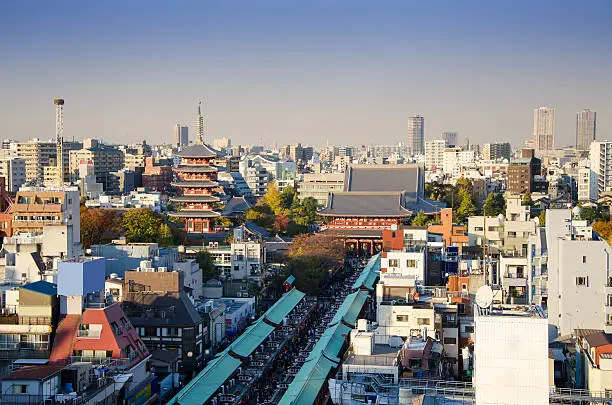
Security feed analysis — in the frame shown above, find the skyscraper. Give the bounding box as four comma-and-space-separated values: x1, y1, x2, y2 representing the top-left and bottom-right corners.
407, 115, 424, 155
576, 109, 596, 151
441, 132, 457, 147
533, 107, 555, 154
173, 124, 189, 147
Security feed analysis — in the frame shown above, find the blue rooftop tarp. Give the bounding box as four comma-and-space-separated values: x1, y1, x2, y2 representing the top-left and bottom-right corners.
168, 288, 305, 405
19, 280, 57, 296
352, 253, 381, 290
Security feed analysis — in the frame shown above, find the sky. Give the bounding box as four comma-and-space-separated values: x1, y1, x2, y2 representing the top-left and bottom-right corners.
1, 1, 611, 148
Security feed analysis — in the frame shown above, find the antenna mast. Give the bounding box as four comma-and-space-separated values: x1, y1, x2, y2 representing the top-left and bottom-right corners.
54, 98, 65, 186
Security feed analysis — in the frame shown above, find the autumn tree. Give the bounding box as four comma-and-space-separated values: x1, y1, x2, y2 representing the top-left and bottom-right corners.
122, 208, 163, 243
538, 210, 546, 226
263, 181, 282, 215
594, 221, 612, 244
289, 233, 344, 268
80, 207, 121, 248
522, 191, 533, 207
157, 223, 174, 247
244, 202, 275, 229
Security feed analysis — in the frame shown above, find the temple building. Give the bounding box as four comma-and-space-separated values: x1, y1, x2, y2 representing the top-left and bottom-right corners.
169, 103, 224, 234
319, 164, 442, 255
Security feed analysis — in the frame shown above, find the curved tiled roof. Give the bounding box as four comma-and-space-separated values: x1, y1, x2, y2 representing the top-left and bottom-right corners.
169, 195, 221, 203
171, 181, 218, 188
318, 192, 412, 217
167, 210, 221, 218
173, 166, 218, 173
176, 143, 222, 158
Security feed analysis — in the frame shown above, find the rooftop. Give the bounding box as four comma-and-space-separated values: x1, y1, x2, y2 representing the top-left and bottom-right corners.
344, 343, 399, 366
1, 364, 64, 381
476, 304, 547, 318
20, 280, 57, 296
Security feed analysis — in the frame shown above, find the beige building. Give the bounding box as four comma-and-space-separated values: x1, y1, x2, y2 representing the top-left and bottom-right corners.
298, 173, 344, 206
0, 157, 26, 192
69, 142, 124, 190
15, 140, 56, 182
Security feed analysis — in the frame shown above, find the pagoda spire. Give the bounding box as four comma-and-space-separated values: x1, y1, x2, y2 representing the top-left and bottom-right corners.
196, 100, 205, 144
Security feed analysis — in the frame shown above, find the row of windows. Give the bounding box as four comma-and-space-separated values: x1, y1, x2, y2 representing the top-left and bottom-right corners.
388, 259, 417, 268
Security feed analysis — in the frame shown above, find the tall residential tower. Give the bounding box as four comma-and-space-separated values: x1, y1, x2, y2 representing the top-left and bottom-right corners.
533, 107, 555, 155
173, 124, 189, 148
407, 115, 424, 155
576, 109, 596, 151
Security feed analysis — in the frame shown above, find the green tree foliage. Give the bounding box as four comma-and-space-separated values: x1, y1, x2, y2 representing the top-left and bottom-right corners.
121, 208, 163, 243
411, 210, 429, 226
285, 256, 326, 295
522, 191, 533, 206
157, 224, 174, 247
279, 185, 297, 211
455, 188, 477, 224
483, 193, 506, 216
214, 216, 234, 228
263, 181, 282, 215
244, 202, 275, 229
195, 250, 220, 281
80, 206, 121, 248
579, 204, 610, 224
538, 210, 546, 226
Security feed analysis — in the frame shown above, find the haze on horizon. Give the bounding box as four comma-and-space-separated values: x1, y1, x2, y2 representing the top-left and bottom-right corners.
1, 0, 611, 148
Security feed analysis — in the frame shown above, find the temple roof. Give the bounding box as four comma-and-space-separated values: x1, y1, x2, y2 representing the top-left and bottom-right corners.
318, 192, 412, 217
174, 166, 218, 173
176, 143, 222, 158
170, 195, 221, 203
344, 164, 423, 195
171, 181, 218, 188
168, 210, 221, 218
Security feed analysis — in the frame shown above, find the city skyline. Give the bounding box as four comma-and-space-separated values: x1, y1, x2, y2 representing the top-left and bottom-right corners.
1, 1, 611, 147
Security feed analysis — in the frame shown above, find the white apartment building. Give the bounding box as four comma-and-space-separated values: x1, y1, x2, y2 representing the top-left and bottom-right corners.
534, 106, 555, 155
424, 140, 446, 171
298, 172, 344, 206
546, 209, 612, 336
443, 148, 475, 179
589, 141, 612, 200
173, 259, 203, 298
0, 157, 26, 192
474, 305, 549, 405
577, 167, 596, 202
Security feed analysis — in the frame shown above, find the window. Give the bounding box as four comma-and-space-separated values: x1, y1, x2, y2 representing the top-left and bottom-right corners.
576, 277, 588, 286
464, 326, 475, 333
13, 385, 28, 394
396, 315, 409, 322
406, 260, 416, 268
110, 321, 122, 335
443, 337, 457, 345
120, 317, 131, 330
461, 283, 468, 291
389, 259, 399, 268
474, 227, 483, 232
417, 318, 430, 325
607, 295, 612, 307
582, 256, 587, 263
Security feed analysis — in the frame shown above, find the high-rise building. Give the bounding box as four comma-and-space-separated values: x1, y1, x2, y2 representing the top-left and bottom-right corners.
533, 107, 555, 154
441, 132, 457, 147
407, 115, 424, 155
482, 143, 512, 161
576, 109, 596, 151
507, 149, 542, 194
589, 141, 612, 200
173, 124, 189, 148
424, 139, 446, 171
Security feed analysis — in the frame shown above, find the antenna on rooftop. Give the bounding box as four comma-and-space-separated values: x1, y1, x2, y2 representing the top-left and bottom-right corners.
475, 285, 493, 310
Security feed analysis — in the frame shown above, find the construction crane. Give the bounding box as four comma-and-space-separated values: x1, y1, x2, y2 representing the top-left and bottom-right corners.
54, 98, 64, 186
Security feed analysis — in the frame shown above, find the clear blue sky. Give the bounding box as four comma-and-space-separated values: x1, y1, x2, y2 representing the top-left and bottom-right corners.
1, 0, 611, 147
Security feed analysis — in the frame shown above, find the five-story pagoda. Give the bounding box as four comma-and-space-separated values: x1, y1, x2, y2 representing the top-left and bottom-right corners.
169, 102, 222, 233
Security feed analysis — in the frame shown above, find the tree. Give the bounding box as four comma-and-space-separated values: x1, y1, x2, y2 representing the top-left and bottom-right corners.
579, 204, 610, 224
538, 210, 546, 227
157, 223, 174, 247
244, 202, 275, 229
483, 193, 506, 216
80, 207, 121, 249
263, 181, 282, 215
285, 256, 327, 295
411, 210, 428, 226
522, 191, 533, 207
289, 233, 344, 269
280, 185, 297, 211
455, 188, 477, 224
214, 216, 233, 228
195, 250, 220, 281
121, 208, 163, 243
455, 177, 472, 192
273, 213, 290, 234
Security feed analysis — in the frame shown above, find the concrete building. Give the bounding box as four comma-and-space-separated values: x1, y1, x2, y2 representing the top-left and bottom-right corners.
576, 109, 596, 151
589, 141, 612, 200
507, 149, 542, 194
442, 147, 475, 179
173, 124, 189, 148
546, 209, 612, 336
11, 187, 81, 255
297, 172, 344, 206
424, 139, 446, 171
533, 106, 555, 155
482, 142, 511, 161
69, 140, 125, 191
15, 140, 57, 182
407, 115, 425, 155
577, 166, 596, 202
441, 132, 457, 147
474, 304, 548, 405
0, 157, 26, 192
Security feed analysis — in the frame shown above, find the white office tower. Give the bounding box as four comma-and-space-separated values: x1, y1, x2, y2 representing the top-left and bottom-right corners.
533, 106, 555, 155
474, 291, 549, 405
407, 115, 424, 155
589, 141, 612, 200
576, 109, 596, 151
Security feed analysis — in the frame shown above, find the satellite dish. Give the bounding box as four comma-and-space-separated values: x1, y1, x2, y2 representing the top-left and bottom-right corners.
475, 285, 493, 309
